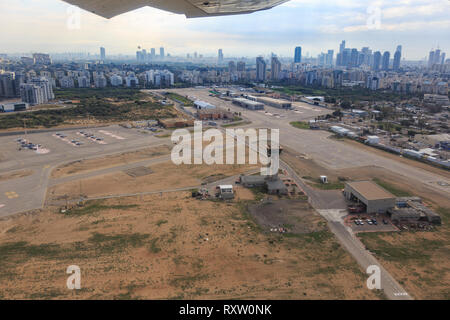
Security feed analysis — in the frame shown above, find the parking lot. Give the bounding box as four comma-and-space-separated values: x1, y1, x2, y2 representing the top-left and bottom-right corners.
345, 214, 398, 232
0, 124, 169, 217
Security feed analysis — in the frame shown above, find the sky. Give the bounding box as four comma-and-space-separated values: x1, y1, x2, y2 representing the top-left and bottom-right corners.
0, 0, 449, 60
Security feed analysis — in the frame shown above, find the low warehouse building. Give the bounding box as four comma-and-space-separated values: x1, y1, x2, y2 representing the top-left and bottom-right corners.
344, 181, 396, 213
257, 97, 292, 109
232, 98, 264, 110
194, 100, 216, 110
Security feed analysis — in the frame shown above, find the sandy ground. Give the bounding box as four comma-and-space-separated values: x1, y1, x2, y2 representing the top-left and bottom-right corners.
0, 192, 377, 300
51, 145, 172, 179
359, 229, 450, 300
48, 162, 260, 203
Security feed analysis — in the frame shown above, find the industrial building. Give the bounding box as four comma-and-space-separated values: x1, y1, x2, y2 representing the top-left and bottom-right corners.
217, 185, 234, 200
197, 108, 232, 120
232, 97, 264, 110
256, 97, 292, 109
0, 102, 29, 112
344, 181, 396, 213
239, 174, 288, 195
194, 100, 216, 110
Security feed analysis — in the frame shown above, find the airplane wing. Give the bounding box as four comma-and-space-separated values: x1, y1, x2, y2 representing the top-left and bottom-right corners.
62, 0, 289, 19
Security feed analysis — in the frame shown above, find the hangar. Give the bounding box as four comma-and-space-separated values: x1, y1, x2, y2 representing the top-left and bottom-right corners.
344, 181, 396, 214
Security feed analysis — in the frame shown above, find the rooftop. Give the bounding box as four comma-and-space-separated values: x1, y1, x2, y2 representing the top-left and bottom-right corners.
346, 181, 395, 200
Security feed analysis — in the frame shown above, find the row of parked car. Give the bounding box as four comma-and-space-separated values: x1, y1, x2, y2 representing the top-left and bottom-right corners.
55, 133, 83, 146
354, 218, 389, 226
16, 138, 40, 150
78, 131, 104, 142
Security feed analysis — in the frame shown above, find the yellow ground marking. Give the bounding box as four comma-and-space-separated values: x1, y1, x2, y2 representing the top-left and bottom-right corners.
5, 191, 19, 199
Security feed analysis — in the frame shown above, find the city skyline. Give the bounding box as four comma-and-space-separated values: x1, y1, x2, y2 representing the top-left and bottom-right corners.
0, 0, 449, 60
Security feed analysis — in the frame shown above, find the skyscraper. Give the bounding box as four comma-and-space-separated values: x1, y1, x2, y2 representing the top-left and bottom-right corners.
150, 48, 156, 59
372, 51, 382, 71
294, 47, 302, 63
350, 48, 359, 67
326, 50, 334, 66
228, 61, 236, 73
382, 51, 390, 70
160, 47, 165, 59
271, 56, 281, 80
256, 56, 266, 82
428, 50, 435, 68
218, 49, 224, 63
337, 40, 346, 65
393, 46, 401, 71
237, 61, 246, 72
100, 47, 106, 60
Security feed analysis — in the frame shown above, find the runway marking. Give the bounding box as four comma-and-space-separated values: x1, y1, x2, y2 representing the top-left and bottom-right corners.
5, 191, 19, 199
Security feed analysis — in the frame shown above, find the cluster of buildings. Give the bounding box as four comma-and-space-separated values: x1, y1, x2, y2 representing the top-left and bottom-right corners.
343, 181, 441, 225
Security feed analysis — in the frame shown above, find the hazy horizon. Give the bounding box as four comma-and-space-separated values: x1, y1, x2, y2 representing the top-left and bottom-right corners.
0, 0, 449, 60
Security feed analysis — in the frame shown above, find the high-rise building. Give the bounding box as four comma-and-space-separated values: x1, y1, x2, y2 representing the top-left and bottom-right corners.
33, 53, 52, 65
326, 50, 334, 66
145, 70, 174, 87
150, 48, 156, 59
20, 77, 54, 105
382, 51, 390, 70
350, 48, 359, 67
256, 56, 266, 82
294, 47, 302, 63
393, 46, 401, 71
271, 56, 281, 80
337, 40, 346, 65
218, 49, 224, 63
428, 49, 446, 68
237, 61, 246, 72
0, 72, 17, 98
228, 61, 236, 73
160, 47, 165, 59
428, 50, 435, 68
372, 51, 382, 71
100, 47, 106, 60
110, 75, 123, 87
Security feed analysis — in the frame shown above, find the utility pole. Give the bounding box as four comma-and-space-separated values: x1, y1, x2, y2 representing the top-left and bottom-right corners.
23, 119, 28, 141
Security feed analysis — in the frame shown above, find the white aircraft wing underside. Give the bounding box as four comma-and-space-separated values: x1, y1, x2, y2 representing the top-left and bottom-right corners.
62, 0, 289, 18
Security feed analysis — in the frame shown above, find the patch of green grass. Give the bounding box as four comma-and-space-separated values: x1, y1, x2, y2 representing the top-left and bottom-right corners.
149, 238, 161, 253
358, 232, 445, 263
169, 274, 208, 290
222, 121, 251, 128
372, 178, 413, 197
306, 179, 344, 190
64, 201, 139, 216
88, 232, 149, 254
436, 207, 450, 225
290, 121, 310, 130
165, 93, 193, 106
156, 219, 168, 227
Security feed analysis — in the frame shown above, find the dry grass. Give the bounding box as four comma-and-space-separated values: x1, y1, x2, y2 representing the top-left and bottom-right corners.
0, 192, 377, 300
